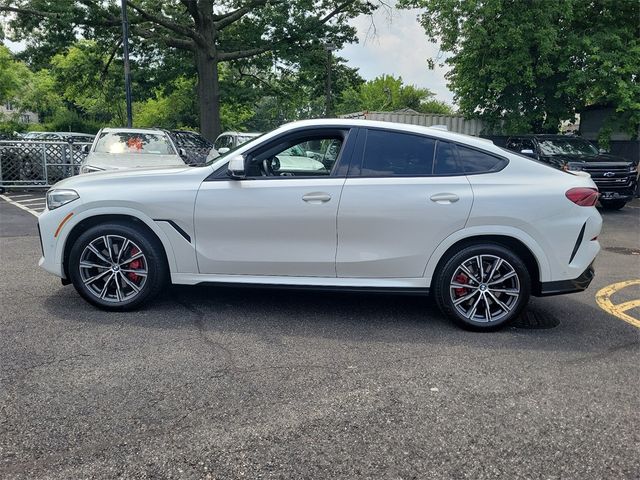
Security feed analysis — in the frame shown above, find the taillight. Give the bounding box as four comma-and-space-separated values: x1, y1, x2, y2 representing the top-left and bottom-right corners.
565, 187, 599, 206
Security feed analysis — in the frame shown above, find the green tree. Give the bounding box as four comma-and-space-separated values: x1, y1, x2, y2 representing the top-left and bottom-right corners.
398, 0, 640, 136
336, 74, 452, 115
0, 44, 30, 106
2, 0, 378, 140
49, 40, 127, 125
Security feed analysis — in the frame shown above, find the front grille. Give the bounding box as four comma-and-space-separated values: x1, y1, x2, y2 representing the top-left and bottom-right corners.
583, 165, 633, 187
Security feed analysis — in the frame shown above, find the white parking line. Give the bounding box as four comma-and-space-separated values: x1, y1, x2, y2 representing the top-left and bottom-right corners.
8, 194, 33, 198
0, 194, 41, 218
16, 198, 46, 204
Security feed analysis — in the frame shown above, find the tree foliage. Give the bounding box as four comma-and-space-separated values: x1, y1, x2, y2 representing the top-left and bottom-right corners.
1, 0, 378, 139
336, 74, 453, 114
399, 0, 640, 136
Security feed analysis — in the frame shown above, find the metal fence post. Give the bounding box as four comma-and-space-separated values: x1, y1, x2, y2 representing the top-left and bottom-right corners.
42, 143, 49, 186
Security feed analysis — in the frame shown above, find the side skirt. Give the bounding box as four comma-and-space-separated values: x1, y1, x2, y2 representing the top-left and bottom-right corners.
171, 273, 430, 295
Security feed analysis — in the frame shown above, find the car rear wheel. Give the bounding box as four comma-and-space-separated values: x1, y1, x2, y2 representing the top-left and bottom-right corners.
434, 244, 531, 330
68, 223, 167, 310
600, 199, 626, 210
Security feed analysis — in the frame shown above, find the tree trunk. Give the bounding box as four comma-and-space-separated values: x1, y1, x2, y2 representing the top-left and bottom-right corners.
195, 47, 221, 141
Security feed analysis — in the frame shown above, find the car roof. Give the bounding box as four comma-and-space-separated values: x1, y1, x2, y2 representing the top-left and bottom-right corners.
276, 119, 501, 153
99, 127, 167, 134
218, 131, 261, 137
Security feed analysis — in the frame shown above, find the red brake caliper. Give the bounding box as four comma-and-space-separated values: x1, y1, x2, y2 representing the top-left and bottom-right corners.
127, 246, 141, 282
454, 273, 468, 297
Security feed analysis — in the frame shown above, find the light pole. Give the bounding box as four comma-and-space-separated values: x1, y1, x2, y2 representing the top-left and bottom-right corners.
324, 43, 336, 118
120, 0, 133, 127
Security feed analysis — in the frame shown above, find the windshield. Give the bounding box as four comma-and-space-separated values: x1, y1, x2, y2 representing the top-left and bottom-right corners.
538, 138, 598, 156
94, 132, 175, 155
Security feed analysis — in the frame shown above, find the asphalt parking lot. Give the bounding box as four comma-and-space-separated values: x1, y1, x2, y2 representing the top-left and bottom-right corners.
1, 193, 638, 479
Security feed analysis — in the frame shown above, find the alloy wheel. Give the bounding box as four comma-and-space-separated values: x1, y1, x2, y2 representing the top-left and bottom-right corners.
78, 235, 148, 303
449, 254, 520, 323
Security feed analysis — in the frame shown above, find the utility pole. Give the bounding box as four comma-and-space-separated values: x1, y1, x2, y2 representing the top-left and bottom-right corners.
120, 0, 133, 127
324, 43, 336, 118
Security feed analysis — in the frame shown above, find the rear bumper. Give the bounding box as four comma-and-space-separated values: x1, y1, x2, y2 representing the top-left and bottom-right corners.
537, 264, 595, 297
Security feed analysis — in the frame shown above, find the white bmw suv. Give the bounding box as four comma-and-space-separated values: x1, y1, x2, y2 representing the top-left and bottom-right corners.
38, 119, 602, 330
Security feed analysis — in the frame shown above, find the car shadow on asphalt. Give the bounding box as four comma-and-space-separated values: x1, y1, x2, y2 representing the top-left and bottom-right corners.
41, 282, 631, 356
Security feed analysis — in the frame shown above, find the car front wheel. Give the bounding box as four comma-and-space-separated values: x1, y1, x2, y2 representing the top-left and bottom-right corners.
434, 244, 531, 330
68, 222, 167, 310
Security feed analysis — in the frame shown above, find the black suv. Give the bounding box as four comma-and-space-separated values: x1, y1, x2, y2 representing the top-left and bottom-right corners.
505, 135, 638, 210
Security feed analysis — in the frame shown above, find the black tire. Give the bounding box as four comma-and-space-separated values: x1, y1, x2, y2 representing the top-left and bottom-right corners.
433, 243, 531, 331
600, 199, 626, 211
68, 222, 167, 311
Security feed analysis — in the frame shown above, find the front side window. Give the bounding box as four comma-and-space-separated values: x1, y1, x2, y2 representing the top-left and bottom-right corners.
506, 138, 522, 151
457, 145, 508, 174
94, 132, 175, 155
247, 135, 343, 177
361, 130, 436, 176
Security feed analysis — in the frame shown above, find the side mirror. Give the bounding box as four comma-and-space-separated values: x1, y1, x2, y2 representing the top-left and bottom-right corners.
227, 155, 246, 179
218, 147, 230, 154
178, 147, 187, 157
598, 148, 608, 154
520, 149, 535, 157
81, 145, 90, 154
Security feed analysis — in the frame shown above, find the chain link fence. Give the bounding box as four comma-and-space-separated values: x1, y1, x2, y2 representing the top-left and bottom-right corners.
0, 141, 91, 189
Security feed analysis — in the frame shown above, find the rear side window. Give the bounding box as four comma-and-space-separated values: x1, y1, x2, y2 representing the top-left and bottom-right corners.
457, 145, 508, 174
361, 130, 435, 176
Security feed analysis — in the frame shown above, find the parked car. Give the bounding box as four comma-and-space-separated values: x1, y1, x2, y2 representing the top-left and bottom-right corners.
213, 131, 262, 154
23, 131, 95, 143
79, 128, 187, 174
206, 131, 262, 163
166, 130, 213, 165
1, 131, 93, 183
38, 119, 602, 330
504, 134, 638, 210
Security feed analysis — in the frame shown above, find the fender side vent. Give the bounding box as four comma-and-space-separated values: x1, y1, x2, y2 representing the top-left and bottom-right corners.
569, 222, 586, 264
154, 219, 191, 243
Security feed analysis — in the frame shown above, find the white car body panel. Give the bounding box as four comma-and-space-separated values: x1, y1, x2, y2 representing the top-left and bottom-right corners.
194, 177, 345, 276
336, 176, 473, 277
38, 119, 602, 297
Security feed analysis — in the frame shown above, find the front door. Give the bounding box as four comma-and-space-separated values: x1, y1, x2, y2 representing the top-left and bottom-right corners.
194, 128, 354, 277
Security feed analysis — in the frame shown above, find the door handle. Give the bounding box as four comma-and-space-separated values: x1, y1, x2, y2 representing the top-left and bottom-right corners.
302, 192, 332, 204
430, 193, 460, 204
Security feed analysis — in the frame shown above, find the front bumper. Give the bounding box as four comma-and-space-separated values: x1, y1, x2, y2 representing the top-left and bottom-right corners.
538, 263, 595, 296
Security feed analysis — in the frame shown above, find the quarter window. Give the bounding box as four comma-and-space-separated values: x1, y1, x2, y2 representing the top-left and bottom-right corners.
457, 145, 507, 174
361, 130, 436, 176
433, 140, 461, 175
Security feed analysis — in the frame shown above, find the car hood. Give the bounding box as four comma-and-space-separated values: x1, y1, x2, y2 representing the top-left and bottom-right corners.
542, 152, 634, 166
83, 152, 186, 169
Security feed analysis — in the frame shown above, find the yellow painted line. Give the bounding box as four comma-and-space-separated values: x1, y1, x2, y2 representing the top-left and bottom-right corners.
595, 279, 640, 329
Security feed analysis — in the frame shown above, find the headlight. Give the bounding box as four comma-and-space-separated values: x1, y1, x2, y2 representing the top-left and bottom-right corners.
566, 163, 583, 172
630, 164, 638, 174
47, 189, 79, 210
80, 165, 105, 174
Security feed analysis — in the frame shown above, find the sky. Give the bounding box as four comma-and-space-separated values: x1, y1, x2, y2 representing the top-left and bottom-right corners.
339, 7, 455, 106
2, 6, 454, 106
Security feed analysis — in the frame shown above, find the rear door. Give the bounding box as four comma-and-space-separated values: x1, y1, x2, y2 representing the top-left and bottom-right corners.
336, 129, 474, 278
